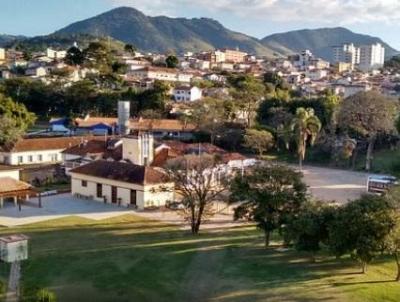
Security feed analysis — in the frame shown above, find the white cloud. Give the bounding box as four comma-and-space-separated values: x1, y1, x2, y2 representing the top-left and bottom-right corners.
109, 0, 400, 25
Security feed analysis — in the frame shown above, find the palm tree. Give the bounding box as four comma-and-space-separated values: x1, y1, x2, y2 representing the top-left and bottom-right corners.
291, 108, 321, 170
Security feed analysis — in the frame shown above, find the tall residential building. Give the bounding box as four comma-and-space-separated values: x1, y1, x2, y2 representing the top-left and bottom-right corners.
333, 43, 360, 69
197, 48, 247, 64
359, 43, 385, 72
221, 48, 247, 63
0, 48, 5, 61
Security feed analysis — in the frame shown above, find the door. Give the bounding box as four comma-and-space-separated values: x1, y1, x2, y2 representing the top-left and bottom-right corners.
96, 184, 102, 198
130, 190, 137, 206
111, 186, 117, 204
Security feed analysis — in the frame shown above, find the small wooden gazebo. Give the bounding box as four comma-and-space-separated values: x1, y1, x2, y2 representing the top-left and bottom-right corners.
0, 177, 37, 208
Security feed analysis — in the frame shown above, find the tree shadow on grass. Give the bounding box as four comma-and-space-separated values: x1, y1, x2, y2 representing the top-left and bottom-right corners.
14, 217, 389, 302
333, 279, 396, 286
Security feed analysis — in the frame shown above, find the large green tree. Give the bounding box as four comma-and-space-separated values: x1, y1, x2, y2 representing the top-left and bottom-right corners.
0, 93, 36, 146
384, 185, 400, 281
290, 107, 322, 169
190, 97, 234, 144
328, 194, 395, 273
338, 91, 398, 171
286, 200, 336, 262
243, 128, 274, 156
165, 55, 179, 68
230, 164, 308, 247
65, 46, 85, 66
83, 41, 113, 73
230, 75, 265, 128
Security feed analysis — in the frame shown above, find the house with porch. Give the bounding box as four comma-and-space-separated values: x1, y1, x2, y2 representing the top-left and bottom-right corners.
0, 166, 36, 208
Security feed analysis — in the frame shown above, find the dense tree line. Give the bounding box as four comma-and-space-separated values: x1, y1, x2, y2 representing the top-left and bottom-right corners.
0, 78, 170, 119
231, 164, 400, 279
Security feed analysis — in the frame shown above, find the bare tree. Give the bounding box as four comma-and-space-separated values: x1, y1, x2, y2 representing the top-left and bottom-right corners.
165, 154, 229, 234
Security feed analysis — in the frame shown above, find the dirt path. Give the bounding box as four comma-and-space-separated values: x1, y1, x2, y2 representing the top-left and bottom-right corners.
179, 247, 226, 302
5, 261, 20, 302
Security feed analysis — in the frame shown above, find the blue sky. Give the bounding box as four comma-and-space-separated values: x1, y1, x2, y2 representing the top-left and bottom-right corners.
1, 0, 400, 49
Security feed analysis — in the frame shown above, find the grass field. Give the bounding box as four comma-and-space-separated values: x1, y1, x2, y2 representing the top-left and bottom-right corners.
1, 215, 400, 302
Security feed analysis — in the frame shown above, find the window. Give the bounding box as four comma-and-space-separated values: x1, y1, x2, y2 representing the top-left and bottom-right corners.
50, 154, 58, 162
37, 155, 43, 162
82, 180, 87, 187
96, 183, 102, 198
28, 155, 33, 162
18, 156, 23, 164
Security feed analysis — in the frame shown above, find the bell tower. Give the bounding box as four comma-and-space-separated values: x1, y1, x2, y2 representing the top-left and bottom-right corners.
122, 132, 154, 166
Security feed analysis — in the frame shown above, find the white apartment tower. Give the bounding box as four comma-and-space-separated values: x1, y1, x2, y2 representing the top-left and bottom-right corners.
359, 43, 385, 72
333, 43, 360, 69
0, 48, 5, 61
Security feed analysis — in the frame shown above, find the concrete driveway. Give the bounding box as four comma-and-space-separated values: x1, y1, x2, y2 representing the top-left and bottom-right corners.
0, 194, 242, 229
0, 194, 132, 227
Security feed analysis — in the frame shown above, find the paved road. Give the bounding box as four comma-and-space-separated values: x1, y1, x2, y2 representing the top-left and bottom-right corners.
299, 165, 368, 204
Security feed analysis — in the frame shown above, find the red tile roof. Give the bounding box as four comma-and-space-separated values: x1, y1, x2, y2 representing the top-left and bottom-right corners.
130, 118, 196, 132
70, 160, 170, 185
152, 141, 246, 167
0, 177, 32, 194
1, 136, 92, 153
62, 140, 122, 161
74, 117, 196, 132
74, 117, 118, 128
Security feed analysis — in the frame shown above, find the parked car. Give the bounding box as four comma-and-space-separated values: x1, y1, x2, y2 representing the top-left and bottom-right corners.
167, 202, 185, 210
367, 175, 398, 194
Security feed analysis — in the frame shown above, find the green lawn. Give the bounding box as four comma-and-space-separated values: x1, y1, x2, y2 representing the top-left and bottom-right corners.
1, 215, 400, 302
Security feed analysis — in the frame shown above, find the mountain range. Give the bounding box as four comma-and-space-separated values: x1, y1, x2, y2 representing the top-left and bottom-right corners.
1, 7, 398, 60
54, 7, 276, 57
261, 27, 398, 61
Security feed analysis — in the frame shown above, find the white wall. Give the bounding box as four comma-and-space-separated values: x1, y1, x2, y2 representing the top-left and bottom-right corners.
0, 240, 28, 263
174, 87, 202, 102
129, 69, 193, 83
0, 169, 20, 180
71, 173, 174, 210
0, 149, 65, 165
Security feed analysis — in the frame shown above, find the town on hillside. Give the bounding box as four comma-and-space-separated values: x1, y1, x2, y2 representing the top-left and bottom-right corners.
1, 4, 400, 302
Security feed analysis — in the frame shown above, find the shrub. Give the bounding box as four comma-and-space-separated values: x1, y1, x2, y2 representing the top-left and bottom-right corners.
35, 288, 56, 302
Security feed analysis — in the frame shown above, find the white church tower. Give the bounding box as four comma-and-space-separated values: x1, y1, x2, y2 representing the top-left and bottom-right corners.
122, 132, 154, 166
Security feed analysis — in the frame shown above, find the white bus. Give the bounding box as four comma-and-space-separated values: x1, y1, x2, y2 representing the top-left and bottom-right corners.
367, 175, 398, 194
